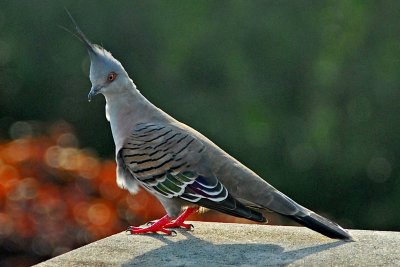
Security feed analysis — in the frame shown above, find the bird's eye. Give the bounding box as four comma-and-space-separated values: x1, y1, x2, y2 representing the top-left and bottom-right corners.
107, 72, 117, 82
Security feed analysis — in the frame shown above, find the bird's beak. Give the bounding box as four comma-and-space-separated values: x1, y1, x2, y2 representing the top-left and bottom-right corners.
88, 85, 102, 102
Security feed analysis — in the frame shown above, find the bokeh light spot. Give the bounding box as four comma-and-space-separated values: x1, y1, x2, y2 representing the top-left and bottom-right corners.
45, 146, 61, 168
57, 133, 79, 148
6, 139, 31, 163
9, 121, 33, 139
87, 202, 111, 226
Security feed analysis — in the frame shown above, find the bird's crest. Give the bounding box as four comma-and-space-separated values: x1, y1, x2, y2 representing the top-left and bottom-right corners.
62, 8, 96, 53
61, 9, 124, 74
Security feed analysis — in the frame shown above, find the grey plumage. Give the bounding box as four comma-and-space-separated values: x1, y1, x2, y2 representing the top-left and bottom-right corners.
120, 122, 266, 223
67, 12, 353, 241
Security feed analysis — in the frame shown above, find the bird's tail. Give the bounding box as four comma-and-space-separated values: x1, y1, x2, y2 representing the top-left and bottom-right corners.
246, 185, 353, 241
284, 209, 353, 241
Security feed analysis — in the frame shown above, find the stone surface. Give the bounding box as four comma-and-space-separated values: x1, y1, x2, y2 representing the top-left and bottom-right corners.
35, 222, 400, 266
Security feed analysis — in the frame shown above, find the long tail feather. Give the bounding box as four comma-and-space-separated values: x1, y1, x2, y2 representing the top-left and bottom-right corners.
285, 211, 353, 241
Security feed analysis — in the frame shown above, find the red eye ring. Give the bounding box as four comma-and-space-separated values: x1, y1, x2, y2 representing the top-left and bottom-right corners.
107, 72, 117, 82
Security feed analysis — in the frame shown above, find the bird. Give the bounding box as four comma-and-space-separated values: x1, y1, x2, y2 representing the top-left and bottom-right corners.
66, 11, 353, 241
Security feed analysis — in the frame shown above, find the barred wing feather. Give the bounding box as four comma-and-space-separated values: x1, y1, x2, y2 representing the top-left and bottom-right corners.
121, 123, 226, 202
120, 123, 266, 222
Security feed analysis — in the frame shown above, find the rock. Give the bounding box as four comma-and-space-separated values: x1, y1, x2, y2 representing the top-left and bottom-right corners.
35, 222, 400, 266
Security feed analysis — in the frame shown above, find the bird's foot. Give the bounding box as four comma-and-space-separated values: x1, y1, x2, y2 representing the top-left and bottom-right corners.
164, 207, 198, 230
128, 207, 198, 235
127, 215, 176, 235
164, 221, 194, 230
145, 220, 193, 229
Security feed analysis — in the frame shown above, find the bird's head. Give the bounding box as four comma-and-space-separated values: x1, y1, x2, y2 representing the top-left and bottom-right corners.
65, 10, 130, 102
86, 45, 130, 102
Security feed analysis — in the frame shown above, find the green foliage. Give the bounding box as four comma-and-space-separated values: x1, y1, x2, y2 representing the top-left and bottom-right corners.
1, 0, 399, 231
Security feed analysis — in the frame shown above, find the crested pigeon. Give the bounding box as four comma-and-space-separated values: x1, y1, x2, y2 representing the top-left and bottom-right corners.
67, 12, 353, 241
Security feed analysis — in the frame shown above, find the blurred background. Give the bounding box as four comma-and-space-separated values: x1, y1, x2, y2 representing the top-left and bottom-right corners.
1, 0, 400, 266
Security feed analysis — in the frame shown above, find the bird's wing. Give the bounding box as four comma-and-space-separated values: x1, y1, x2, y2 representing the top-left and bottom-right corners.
119, 122, 265, 222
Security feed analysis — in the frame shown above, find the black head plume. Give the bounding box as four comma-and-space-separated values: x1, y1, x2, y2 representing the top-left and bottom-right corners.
63, 8, 96, 53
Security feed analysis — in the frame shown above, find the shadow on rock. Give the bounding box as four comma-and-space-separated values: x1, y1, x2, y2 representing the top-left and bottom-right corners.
123, 230, 346, 266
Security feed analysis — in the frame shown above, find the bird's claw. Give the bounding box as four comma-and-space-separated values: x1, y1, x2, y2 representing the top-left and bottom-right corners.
180, 223, 194, 230
164, 221, 194, 230
169, 230, 177, 236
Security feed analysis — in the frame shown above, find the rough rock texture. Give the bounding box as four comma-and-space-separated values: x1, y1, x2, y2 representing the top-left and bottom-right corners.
35, 222, 400, 266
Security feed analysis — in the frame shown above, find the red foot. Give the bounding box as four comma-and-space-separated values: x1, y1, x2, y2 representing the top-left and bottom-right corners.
127, 207, 198, 235
128, 215, 175, 235
164, 207, 198, 229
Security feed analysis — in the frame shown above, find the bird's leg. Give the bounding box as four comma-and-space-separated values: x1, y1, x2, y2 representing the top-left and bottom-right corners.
127, 215, 175, 235
164, 207, 198, 229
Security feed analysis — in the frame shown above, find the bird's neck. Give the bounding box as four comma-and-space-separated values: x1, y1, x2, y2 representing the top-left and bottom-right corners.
104, 82, 163, 151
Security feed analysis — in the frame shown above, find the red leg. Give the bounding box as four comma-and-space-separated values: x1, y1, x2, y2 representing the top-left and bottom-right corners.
128, 215, 175, 235
164, 207, 198, 229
